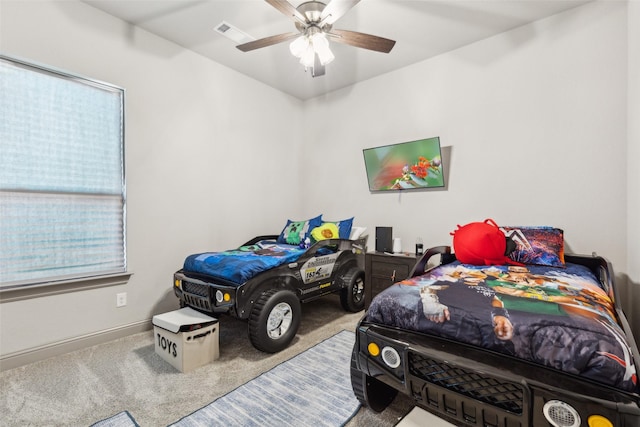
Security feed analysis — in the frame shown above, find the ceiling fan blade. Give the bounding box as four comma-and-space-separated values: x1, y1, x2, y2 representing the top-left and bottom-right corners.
328, 29, 396, 53
265, 0, 307, 24
320, 0, 361, 26
236, 32, 299, 52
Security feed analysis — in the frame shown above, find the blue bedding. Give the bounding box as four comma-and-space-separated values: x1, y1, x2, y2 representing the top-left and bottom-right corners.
183, 240, 305, 285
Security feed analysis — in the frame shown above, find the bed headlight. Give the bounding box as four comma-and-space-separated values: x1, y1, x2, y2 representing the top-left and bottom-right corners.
543, 400, 580, 427
381, 346, 401, 369
215, 290, 231, 304
174, 279, 181, 289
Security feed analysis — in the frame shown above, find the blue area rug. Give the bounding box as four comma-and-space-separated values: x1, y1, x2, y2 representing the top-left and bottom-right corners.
90, 411, 139, 427
170, 330, 360, 427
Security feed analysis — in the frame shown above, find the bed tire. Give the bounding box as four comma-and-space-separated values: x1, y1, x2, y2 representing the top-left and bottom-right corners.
350, 345, 398, 412
248, 288, 301, 353
340, 267, 365, 312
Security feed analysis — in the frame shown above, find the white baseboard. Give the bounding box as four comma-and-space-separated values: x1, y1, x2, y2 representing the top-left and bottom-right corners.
0, 320, 152, 372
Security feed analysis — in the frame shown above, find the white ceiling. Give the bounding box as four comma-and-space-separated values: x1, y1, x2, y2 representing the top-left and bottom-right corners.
83, 0, 590, 100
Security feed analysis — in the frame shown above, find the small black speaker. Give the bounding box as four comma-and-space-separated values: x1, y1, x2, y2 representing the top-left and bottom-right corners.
375, 227, 393, 253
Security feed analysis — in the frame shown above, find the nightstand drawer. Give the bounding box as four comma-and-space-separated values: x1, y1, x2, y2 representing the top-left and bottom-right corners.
371, 261, 410, 280
365, 252, 417, 309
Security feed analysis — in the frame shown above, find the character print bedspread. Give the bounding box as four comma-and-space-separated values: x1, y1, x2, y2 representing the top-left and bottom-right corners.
183, 240, 305, 285
367, 261, 638, 392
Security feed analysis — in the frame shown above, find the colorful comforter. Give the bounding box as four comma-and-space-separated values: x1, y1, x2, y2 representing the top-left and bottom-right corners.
183, 240, 305, 285
367, 261, 638, 392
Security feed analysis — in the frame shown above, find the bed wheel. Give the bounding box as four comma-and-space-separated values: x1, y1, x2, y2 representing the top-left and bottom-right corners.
350, 345, 398, 412
340, 267, 365, 312
248, 289, 301, 353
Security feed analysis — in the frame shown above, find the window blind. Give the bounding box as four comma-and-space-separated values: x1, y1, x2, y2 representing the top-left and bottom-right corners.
0, 56, 126, 288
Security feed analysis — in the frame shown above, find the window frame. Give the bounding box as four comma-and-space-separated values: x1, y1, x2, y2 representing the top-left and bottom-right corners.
0, 54, 129, 298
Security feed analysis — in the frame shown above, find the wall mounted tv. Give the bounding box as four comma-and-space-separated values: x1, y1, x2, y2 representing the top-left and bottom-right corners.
363, 137, 444, 192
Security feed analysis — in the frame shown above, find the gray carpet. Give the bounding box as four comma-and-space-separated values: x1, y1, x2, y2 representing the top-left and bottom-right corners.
0, 295, 413, 426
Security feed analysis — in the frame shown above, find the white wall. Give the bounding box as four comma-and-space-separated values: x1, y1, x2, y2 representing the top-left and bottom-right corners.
1, 0, 638, 362
302, 1, 638, 337
0, 0, 304, 359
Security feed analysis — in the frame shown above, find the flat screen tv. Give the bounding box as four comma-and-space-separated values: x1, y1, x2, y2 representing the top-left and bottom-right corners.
363, 137, 444, 191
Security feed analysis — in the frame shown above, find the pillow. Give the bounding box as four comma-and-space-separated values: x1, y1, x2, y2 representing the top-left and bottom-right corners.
349, 226, 367, 241
500, 226, 565, 267
322, 217, 353, 240
451, 219, 512, 265
310, 223, 340, 242
277, 215, 323, 245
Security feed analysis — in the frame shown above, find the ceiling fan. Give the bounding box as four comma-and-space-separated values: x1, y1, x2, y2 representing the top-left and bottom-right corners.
236, 0, 396, 77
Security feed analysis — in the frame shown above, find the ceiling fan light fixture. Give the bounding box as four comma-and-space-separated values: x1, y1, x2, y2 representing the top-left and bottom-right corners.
289, 30, 334, 67
299, 44, 316, 67
289, 35, 309, 57
311, 32, 334, 65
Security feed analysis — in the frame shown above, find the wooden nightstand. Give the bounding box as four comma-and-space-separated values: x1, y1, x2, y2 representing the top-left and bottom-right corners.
365, 251, 417, 309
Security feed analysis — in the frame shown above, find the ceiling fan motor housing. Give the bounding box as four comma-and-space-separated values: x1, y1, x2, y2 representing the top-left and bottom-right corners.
295, 1, 332, 33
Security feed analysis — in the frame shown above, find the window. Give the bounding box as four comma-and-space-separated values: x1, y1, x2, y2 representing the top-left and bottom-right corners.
0, 55, 126, 290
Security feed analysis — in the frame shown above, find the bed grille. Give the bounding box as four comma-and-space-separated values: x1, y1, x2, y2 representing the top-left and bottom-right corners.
181, 280, 212, 311
183, 294, 211, 311
408, 352, 524, 414
182, 280, 209, 297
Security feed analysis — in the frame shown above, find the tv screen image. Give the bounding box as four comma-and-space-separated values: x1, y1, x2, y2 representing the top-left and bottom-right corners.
363, 137, 444, 191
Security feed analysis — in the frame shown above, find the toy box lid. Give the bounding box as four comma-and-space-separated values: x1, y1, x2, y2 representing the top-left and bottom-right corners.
152, 307, 217, 333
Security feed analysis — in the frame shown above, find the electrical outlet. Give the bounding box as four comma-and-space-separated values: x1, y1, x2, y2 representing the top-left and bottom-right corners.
116, 292, 127, 307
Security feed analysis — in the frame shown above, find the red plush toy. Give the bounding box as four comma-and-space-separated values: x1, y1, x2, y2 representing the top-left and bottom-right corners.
451, 219, 517, 265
